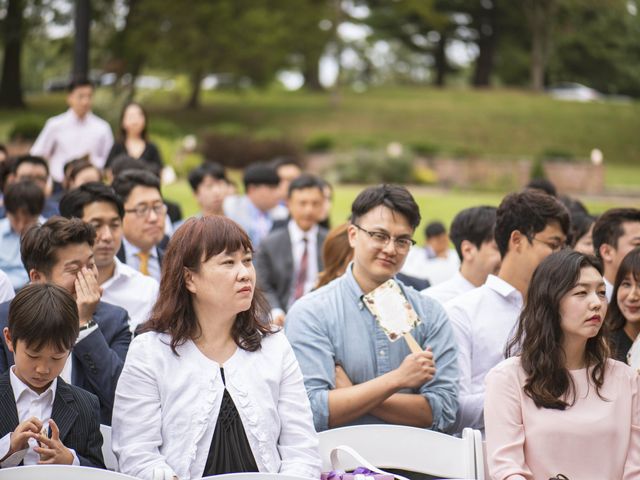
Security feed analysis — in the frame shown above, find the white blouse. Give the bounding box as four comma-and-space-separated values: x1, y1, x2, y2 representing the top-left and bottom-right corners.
112, 331, 320, 480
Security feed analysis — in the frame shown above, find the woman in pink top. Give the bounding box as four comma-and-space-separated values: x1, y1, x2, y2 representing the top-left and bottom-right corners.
485, 250, 640, 480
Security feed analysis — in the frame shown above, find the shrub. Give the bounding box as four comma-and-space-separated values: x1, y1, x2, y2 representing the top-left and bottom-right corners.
333, 150, 414, 184
538, 147, 576, 162
9, 117, 45, 142
198, 131, 301, 169
411, 141, 440, 158
305, 134, 335, 153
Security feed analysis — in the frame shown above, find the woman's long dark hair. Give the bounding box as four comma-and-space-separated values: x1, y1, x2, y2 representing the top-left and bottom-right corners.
606, 247, 640, 332
142, 215, 272, 354
506, 250, 609, 409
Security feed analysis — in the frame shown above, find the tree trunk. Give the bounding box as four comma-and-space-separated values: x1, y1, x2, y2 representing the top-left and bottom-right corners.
303, 52, 323, 91
186, 69, 202, 109
524, 0, 557, 91
433, 31, 447, 87
73, 0, 91, 83
472, 8, 497, 87
0, 0, 25, 108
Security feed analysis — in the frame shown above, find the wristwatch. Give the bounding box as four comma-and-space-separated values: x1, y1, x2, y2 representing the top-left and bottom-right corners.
79, 319, 97, 331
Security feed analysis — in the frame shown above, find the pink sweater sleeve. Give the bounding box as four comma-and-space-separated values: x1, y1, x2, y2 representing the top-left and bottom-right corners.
623, 372, 640, 479
484, 362, 531, 480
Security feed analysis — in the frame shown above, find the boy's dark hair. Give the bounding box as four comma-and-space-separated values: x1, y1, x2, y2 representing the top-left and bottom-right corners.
425, 221, 446, 239
8, 283, 79, 352
350, 184, 421, 230
59, 182, 124, 220
450, 206, 497, 260
592, 208, 640, 259
270, 156, 300, 170
12, 155, 50, 176
526, 178, 557, 197
287, 174, 324, 198
21, 216, 96, 276
243, 163, 280, 190
3, 180, 45, 216
109, 155, 151, 178
188, 162, 226, 192
569, 212, 596, 248
68, 78, 93, 92
112, 169, 161, 204
494, 190, 570, 257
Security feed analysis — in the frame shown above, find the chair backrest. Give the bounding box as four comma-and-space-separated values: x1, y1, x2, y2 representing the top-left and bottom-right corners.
318, 425, 479, 479
100, 424, 118, 471
201, 473, 314, 480
0, 465, 138, 479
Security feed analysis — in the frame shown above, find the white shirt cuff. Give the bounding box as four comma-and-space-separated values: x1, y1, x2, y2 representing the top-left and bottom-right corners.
270, 308, 285, 321
0, 433, 27, 468
75, 324, 99, 344
69, 447, 80, 466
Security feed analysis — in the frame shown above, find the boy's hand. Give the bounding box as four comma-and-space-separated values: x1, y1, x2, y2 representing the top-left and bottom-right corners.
7, 417, 42, 457
75, 266, 102, 326
34, 419, 74, 465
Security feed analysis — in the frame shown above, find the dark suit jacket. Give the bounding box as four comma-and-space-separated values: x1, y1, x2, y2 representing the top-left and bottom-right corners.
255, 226, 327, 312
0, 372, 105, 468
0, 301, 131, 426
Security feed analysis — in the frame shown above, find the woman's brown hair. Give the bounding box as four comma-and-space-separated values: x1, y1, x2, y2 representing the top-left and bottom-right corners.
606, 246, 640, 332
506, 250, 609, 409
316, 223, 354, 288
143, 215, 272, 354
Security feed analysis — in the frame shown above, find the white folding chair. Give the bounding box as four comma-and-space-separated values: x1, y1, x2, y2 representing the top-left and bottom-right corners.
0, 465, 138, 479
201, 473, 315, 480
100, 424, 118, 471
318, 424, 481, 479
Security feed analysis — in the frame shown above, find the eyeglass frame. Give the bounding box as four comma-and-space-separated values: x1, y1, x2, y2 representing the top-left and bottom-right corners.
530, 236, 566, 252
352, 223, 416, 251
124, 203, 167, 218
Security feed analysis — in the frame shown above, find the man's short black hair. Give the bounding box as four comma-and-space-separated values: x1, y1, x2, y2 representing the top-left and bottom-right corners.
425, 221, 446, 239
112, 169, 161, 204
270, 156, 300, 170
21, 216, 96, 277
109, 155, 153, 179
12, 155, 50, 176
449, 206, 497, 260
59, 182, 125, 220
526, 178, 557, 197
287, 174, 324, 198
68, 78, 93, 92
570, 212, 596, 248
243, 163, 280, 190
494, 190, 570, 257
8, 283, 79, 352
188, 162, 227, 192
350, 184, 421, 230
3, 180, 45, 216
592, 208, 640, 258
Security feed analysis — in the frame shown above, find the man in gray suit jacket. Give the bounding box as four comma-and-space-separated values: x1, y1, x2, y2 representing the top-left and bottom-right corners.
256, 175, 328, 325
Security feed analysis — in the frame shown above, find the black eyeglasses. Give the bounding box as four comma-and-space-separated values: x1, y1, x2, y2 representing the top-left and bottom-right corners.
353, 223, 416, 252
124, 203, 167, 218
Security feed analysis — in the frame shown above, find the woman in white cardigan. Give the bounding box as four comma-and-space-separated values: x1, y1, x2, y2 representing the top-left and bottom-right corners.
112, 216, 320, 480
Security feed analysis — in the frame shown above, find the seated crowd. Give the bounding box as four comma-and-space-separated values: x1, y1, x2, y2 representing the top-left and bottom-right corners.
0, 81, 639, 480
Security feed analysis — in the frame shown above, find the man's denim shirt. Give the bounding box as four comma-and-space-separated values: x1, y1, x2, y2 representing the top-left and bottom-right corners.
285, 264, 459, 432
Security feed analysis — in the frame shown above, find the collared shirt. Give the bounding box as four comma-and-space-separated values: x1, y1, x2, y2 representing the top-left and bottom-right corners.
285, 264, 459, 433
605, 277, 614, 302
445, 274, 523, 433
288, 220, 319, 301
122, 237, 161, 282
223, 195, 283, 249
0, 218, 30, 290
0, 270, 15, 304
0, 368, 79, 467
421, 271, 475, 305
101, 258, 159, 332
30, 109, 114, 182
401, 246, 461, 286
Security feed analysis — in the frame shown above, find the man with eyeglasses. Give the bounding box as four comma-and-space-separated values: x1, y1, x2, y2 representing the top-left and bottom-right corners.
445, 189, 569, 434
286, 184, 459, 433
59, 182, 159, 333
2, 156, 59, 219
112, 170, 167, 282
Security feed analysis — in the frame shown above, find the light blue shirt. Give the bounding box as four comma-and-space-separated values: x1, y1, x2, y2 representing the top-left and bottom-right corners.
0, 218, 29, 290
285, 264, 459, 432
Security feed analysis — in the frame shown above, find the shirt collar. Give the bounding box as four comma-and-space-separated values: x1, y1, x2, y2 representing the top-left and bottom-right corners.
485, 274, 523, 303
288, 219, 318, 244
65, 108, 93, 124
10, 366, 57, 404
123, 237, 158, 259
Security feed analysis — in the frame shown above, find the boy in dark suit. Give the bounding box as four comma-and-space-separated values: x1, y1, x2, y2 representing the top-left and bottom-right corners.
0, 283, 105, 468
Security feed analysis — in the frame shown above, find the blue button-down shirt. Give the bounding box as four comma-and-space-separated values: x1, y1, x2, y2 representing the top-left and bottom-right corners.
0, 218, 29, 290
285, 264, 459, 432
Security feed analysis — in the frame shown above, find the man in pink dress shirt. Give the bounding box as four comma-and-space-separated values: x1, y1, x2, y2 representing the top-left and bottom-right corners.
30, 79, 113, 185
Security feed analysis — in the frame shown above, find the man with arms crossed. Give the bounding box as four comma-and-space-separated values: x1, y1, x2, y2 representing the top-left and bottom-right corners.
286, 184, 458, 432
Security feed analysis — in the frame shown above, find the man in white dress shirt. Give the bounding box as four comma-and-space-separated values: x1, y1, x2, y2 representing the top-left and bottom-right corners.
30, 79, 113, 184
445, 190, 569, 433
592, 208, 640, 301
59, 182, 159, 332
422, 206, 500, 304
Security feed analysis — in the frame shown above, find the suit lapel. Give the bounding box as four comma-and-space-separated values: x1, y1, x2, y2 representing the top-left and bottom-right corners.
0, 373, 19, 436
283, 230, 294, 290
51, 379, 78, 442
316, 230, 326, 270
